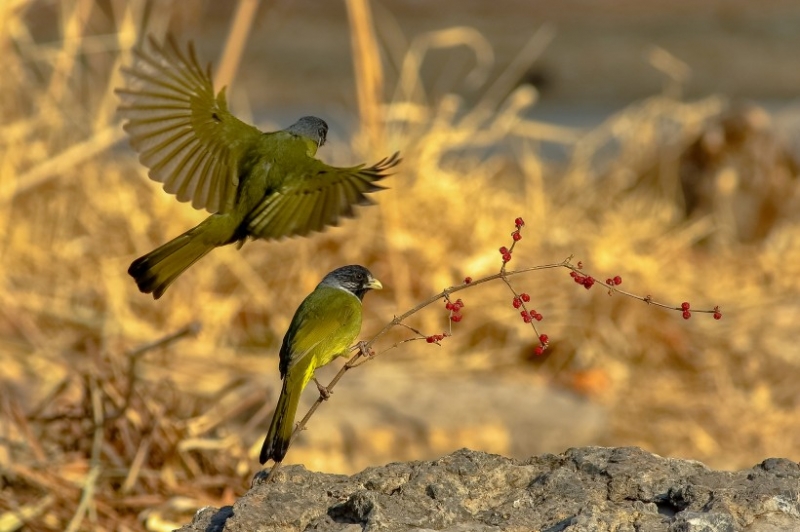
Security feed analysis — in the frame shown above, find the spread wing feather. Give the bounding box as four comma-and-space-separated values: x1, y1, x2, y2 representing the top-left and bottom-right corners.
117, 36, 262, 214
247, 152, 400, 240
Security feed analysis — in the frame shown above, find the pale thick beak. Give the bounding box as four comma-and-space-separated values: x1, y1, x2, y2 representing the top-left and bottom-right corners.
366, 277, 383, 290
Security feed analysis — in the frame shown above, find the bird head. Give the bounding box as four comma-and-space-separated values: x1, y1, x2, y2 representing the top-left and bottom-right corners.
286, 116, 328, 151
320, 265, 382, 301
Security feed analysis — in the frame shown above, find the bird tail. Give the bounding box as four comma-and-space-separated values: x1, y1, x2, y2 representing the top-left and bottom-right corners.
128, 225, 217, 299
260, 376, 302, 464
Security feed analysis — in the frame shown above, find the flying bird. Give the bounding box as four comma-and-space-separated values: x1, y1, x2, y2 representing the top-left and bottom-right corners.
117, 37, 400, 298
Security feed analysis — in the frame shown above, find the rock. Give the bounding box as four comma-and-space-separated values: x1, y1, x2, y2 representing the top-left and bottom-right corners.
177, 447, 800, 532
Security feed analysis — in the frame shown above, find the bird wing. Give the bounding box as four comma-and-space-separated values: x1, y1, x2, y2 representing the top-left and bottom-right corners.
247, 152, 400, 240
116, 36, 263, 214
279, 286, 363, 379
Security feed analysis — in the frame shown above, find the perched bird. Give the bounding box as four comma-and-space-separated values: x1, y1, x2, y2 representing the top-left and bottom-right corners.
259, 265, 382, 465
117, 37, 400, 298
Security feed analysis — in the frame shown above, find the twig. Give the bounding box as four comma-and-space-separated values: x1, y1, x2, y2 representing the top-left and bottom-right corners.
105, 322, 201, 422
125, 321, 202, 360
65, 378, 104, 532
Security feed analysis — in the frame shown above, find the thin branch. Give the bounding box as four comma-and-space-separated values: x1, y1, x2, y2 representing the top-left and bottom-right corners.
105, 322, 201, 422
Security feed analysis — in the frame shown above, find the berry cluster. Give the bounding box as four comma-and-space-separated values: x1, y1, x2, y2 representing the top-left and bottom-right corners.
511, 217, 524, 242
679, 302, 722, 320
426, 333, 449, 344
498, 218, 526, 265
445, 298, 464, 322
519, 310, 543, 323
534, 334, 549, 356
511, 292, 531, 308
570, 271, 595, 289
605, 276, 623, 286
512, 294, 543, 323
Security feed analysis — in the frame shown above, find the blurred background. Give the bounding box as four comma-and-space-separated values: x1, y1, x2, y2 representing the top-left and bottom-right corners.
2, 0, 800, 530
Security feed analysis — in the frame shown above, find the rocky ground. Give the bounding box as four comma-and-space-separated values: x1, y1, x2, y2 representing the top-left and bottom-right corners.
178, 447, 800, 532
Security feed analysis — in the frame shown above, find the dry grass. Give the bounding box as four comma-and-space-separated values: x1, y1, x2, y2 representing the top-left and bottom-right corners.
2, 1, 800, 530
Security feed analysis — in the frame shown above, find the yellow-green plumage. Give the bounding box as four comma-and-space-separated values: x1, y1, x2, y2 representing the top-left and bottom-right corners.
260, 265, 382, 464
117, 37, 400, 298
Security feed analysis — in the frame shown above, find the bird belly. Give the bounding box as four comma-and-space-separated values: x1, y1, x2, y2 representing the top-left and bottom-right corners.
292, 335, 354, 382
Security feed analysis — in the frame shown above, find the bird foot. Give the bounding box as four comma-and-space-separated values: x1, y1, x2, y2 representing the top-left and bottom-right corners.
346, 341, 376, 368
357, 340, 375, 359
313, 378, 332, 400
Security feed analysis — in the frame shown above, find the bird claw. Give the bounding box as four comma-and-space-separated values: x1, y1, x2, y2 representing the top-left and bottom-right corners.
346, 341, 376, 368
313, 378, 332, 400
357, 341, 375, 359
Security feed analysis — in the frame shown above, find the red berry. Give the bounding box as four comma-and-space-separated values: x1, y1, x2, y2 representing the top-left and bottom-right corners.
499, 246, 508, 254
713, 311, 722, 320
455, 299, 464, 309
512, 231, 522, 242
426, 336, 435, 343
534, 346, 544, 356
512, 297, 522, 309
534, 313, 543, 321
605, 278, 613, 286
682, 310, 691, 319
681, 302, 690, 311
613, 276, 622, 285
539, 334, 549, 344
573, 275, 584, 284
515, 217, 525, 227
503, 253, 512, 262
583, 276, 595, 289
451, 314, 463, 322
445, 302, 454, 310
464, 276, 472, 284
520, 293, 531, 302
